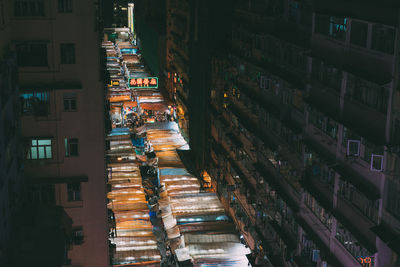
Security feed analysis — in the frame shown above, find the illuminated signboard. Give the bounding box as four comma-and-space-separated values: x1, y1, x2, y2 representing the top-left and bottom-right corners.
128, 77, 158, 88
108, 80, 120, 87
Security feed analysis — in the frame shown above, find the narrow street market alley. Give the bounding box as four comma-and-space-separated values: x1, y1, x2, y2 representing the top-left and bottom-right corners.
103, 30, 251, 266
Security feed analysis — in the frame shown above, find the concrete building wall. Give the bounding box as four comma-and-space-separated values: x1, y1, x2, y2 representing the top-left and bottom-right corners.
3, 0, 109, 266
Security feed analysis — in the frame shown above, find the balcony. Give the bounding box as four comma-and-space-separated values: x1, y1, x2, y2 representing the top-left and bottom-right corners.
316, 0, 398, 26
303, 133, 381, 200
254, 161, 300, 213
295, 215, 344, 267
231, 48, 307, 91
233, 9, 311, 48
302, 170, 378, 256
307, 47, 393, 92
236, 77, 303, 134
228, 96, 279, 151
305, 84, 341, 123
342, 97, 386, 146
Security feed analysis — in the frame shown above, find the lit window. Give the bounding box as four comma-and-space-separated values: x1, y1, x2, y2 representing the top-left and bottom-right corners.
65, 138, 79, 157
63, 92, 77, 111
26, 138, 52, 160
315, 15, 347, 41
67, 183, 81, 201
20, 91, 49, 115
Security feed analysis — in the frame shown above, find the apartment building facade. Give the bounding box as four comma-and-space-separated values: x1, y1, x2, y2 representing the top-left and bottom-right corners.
165, 0, 191, 140
1, 0, 109, 266
206, 0, 400, 266
0, 14, 24, 266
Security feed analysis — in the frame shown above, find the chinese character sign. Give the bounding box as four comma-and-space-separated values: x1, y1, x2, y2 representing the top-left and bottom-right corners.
129, 77, 158, 88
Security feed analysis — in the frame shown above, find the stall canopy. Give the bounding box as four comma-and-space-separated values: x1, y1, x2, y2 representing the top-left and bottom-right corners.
140, 102, 168, 111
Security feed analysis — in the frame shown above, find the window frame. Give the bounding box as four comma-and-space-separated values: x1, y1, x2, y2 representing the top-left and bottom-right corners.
67, 182, 81, 201
26, 138, 53, 160
16, 42, 48, 67
58, 0, 73, 13
64, 137, 79, 157
14, 0, 45, 17
20, 91, 49, 116
63, 92, 77, 111
60, 43, 76, 64
71, 226, 84, 245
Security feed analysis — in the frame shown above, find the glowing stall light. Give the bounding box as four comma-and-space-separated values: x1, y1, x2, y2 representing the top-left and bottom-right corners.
116, 245, 158, 251
168, 184, 200, 189
114, 240, 156, 246
168, 190, 199, 195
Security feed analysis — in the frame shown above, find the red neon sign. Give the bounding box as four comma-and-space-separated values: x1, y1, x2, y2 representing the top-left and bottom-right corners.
128, 77, 158, 88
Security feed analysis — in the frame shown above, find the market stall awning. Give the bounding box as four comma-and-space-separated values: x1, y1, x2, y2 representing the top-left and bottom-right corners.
139, 102, 168, 111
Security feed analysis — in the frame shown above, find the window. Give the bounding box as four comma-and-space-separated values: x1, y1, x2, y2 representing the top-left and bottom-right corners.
71, 226, 84, 245
362, 140, 384, 165
60, 43, 75, 64
346, 74, 389, 113
67, 183, 81, 201
14, 0, 44, 16
65, 138, 79, 157
371, 24, 395, 54
350, 20, 368, 47
342, 127, 361, 146
288, 0, 300, 23
20, 92, 48, 115
16, 43, 47, 67
339, 178, 379, 222
304, 193, 333, 229
386, 178, 400, 220
315, 15, 347, 41
28, 184, 55, 204
310, 110, 338, 139
63, 92, 77, 111
58, 0, 72, 13
312, 59, 342, 91
0, 0, 5, 26
336, 222, 374, 263
26, 139, 52, 160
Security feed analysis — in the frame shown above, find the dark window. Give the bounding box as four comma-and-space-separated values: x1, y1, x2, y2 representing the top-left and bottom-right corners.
0, 0, 5, 26
288, 0, 300, 23
60, 43, 75, 64
28, 184, 55, 204
312, 58, 342, 91
58, 0, 72, 13
65, 138, 79, 157
71, 226, 84, 245
350, 20, 368, 47
67, 183, 81, 201
371, 24, 395, 54
346, 74, 389, 113
14, 0, 44, 16
362, 140, 384, 165
386, 178, 400, 220
16, 43, 47, 67
63, 92, 77, 111
26, 139, 52, 160
20, 91, 49, 115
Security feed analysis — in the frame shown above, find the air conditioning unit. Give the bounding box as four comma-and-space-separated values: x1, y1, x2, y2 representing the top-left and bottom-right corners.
370, 154, 384, 172
346, 140, 360, 157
